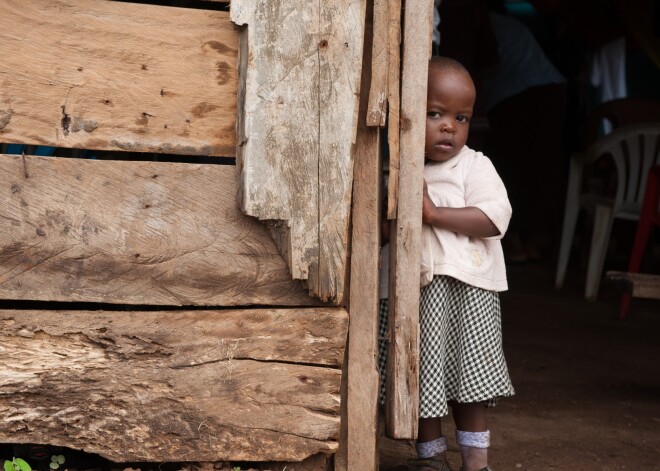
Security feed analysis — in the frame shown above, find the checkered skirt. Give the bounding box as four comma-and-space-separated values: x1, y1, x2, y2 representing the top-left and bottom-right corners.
378, 275, 514, 418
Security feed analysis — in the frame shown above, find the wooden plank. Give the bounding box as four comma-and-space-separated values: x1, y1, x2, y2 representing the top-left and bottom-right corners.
0, 154, 319, 306
0, 307, 347, 462
386, 0, 402, 219
231, 0, 366, 304
607, 271, 660, 299
366, 0, 389, 127
345, 4, 382, 468
386, 0, 434, 439
0, 0, 237, 156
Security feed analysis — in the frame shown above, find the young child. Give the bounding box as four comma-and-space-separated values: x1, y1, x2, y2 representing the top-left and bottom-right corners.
379, 56, 514, 471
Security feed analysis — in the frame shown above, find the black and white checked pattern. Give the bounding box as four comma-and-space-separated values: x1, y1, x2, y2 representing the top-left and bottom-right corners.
378, 275, 514, 417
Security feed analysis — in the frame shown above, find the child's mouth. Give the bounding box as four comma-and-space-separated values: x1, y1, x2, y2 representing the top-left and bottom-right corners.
435, 140, 453, 150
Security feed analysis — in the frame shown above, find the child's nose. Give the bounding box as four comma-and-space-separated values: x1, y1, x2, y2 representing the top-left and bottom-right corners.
441, 120, 455, 133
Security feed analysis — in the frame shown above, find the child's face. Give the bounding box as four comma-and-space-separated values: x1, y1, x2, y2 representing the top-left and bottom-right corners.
425, 67, 475, 162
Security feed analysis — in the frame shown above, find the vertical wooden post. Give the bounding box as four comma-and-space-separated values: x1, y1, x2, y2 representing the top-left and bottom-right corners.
386, 0, 434, 439
341, 1, 381, 469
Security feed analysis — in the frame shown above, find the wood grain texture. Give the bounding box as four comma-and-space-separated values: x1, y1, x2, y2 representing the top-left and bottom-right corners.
386, 0, 433, 439
0, 307, 347, 462
386, 0, 402, 219
0, 154, 319, 306
318, 0, 368, 305
231, 0, 366, 304
0, 0, 237, 156
345, 6, 381, 467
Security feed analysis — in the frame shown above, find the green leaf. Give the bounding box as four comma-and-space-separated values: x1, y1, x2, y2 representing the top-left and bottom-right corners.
4, 460, 14, 471
15, 458, 31, 471
56, 456, 65, 465
49, 463, 58, 470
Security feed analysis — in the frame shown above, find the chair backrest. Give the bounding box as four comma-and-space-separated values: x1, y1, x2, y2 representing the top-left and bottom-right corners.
585, 122, 660, 215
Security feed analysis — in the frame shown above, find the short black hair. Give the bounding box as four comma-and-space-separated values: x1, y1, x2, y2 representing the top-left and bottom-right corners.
429, 56, 471, 78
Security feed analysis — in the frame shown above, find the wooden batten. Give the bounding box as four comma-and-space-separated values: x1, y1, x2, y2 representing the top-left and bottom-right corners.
337, 2, 382, 468
0, 307, 347, 462
386, 0, 403, 219
366, 0, 389, 127
0, 0, 237, 157
386, 0, 434, 439
0, 154, 318, 306
231, 0, 367, 304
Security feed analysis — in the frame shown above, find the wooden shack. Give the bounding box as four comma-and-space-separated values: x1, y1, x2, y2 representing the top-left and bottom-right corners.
0, 0, 434, 469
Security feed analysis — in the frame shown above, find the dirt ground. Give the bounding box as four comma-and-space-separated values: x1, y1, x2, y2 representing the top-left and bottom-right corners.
379, 261, 660, 471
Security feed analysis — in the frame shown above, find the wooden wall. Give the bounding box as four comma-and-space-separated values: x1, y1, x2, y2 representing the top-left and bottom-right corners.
0, 0, 356, 467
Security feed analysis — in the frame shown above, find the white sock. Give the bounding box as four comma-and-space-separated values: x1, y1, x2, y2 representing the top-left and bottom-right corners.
456, 430, 489, 470
416, 436, 448, 459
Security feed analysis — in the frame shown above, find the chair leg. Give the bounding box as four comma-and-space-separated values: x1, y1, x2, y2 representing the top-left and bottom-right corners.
556, 203, 580, 289
556, 159, 584, 289
620, 166, 660, 319
585, 204, 614, 301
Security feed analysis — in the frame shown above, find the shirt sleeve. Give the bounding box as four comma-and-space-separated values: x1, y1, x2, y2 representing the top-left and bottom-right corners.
464, 154, 512, 240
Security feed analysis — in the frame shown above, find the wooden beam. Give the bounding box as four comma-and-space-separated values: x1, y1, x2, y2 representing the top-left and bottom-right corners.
0, 0, 237, 156
231, 0, 366, 304
0, 307, 347, 462
386, 0, 434, 439
0, 154, 318, 306
344, 1, 381, 468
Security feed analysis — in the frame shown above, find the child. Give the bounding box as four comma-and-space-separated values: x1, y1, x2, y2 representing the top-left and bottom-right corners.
379, 56, 514, 471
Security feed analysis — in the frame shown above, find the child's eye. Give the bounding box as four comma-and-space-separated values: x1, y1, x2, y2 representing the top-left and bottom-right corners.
427, 111, 441, 118
457, 115, 470, 123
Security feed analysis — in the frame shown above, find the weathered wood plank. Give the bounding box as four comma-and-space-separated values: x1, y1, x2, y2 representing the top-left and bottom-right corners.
0, 307, 347, 462
386, 0, 402, 219
231, 0, 366, 304
318, 0, 368, 304
366, 0, 389, 127
345, 7, 382, 468
0, 0, 237, 156
386, 0, 434, 439
0, 154, 318, 306
607, 271, 660, 299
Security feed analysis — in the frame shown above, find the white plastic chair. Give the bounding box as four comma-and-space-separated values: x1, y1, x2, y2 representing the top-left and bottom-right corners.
555, 122, 660, 300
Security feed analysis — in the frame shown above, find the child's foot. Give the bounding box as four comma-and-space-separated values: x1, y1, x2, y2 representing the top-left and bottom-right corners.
408, 455, 453, 471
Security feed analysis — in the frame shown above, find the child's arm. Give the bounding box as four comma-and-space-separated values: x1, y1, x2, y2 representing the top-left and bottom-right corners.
422, 180, 500, 238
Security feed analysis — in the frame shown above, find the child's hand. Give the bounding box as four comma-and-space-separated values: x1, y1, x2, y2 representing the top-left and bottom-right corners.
422, 180, 436, 225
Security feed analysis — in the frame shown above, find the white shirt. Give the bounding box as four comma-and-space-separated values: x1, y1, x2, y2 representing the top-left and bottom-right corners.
421, 145, 511, 291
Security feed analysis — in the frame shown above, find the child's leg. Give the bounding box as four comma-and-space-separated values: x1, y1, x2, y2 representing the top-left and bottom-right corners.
452, 402, 490, 471
411, 417, 451, 470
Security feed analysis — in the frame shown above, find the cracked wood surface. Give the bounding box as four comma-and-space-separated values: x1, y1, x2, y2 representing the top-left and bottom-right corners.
0, 307, 347, 462
0, 0, 237, 156
0, 154, 319, 306
231, 0, 366, 304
